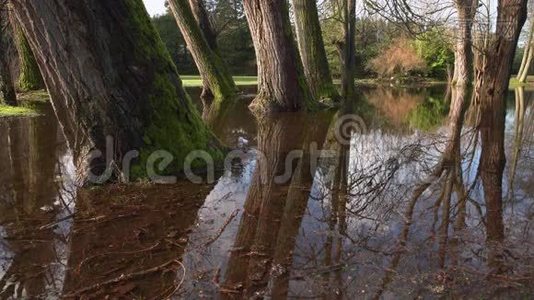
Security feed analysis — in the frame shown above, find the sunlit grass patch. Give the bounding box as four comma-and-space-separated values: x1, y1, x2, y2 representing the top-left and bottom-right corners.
509, 76, 534, 90
0, 104, 40, 117
181, 75, 257, 87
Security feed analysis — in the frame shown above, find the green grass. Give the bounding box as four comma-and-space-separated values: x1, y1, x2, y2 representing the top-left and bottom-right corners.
509, 75, 534, 90
0, 104, 39, 117
0, 89, 49, 117
181, 75, 257, 87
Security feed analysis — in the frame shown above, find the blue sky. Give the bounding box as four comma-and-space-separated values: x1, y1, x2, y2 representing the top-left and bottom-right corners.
143, 0, 166, 16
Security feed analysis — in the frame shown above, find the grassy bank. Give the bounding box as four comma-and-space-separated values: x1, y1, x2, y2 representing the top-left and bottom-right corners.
0, 104, 39, 117
0, 89, 50, 117
181, 75, 257, 87
180, 74, 534, 90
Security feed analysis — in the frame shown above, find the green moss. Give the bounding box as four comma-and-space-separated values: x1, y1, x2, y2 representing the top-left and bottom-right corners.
298, 72, 319, 111
0, 104, 39, 117
16, 30, 44, 92
121, 1, 224, 179
316, 84, 342, 105
131, 73, 224, 178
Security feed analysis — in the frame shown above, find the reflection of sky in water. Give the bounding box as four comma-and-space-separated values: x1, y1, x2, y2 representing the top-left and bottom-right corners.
181, 150, 257, 295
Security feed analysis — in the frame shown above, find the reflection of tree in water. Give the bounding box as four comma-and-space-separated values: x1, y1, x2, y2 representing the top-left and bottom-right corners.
373, 85, 476, 297
201, 95, 258, 149
0, 115, 63, 298
270, 88, 534, 298
220, 112, 332, 298
507, 87, 534, 200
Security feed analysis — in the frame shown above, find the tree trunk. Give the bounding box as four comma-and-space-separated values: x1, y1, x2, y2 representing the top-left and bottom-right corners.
0, 27, 17, 106
188, 0, 217, 50
518, 46, 533, 83
517, 20, 534, 81
0, 56, 17, 106
188, 0, 219, 100
291, 0, 340, 102
341, 0, 356, 98
10, 17, 44, 92
168, 0, 236, 103
476, 0, 528, 271
9, 0, 223, 180
243, 0, 316, 114
452, 0, 477, 87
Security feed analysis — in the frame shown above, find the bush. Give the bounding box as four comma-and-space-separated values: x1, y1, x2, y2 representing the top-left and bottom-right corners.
367, 38, 427, 78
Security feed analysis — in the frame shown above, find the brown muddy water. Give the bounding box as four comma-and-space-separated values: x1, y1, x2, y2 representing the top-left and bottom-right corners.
0, 86, 533, 299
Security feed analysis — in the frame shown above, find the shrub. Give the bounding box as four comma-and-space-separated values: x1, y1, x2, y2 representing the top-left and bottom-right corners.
367, 37, 427, 77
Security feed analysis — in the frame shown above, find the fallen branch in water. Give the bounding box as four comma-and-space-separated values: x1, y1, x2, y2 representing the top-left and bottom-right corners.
204, 209, 239, 247
39, 213, 76, 230
63, 259, 185, 298
76, 242, 162, 272
148, 260, 187, 300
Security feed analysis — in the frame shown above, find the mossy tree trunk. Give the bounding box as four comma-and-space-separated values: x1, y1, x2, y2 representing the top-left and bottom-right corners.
9, 0, 223, 179
341, 0, 356, 98
168, 0, 236, 103
0, 13, 17, 106
188, 0, 219, 100
291, 0, 339, 103
452, 0, 477, 87
189, 0, 217, 50
243, 0, 316, 114
476, 0, 527, 270
12, 24, 44, 91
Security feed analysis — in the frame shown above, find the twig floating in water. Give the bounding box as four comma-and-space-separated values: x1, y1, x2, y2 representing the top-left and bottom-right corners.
204, 209, 240, 247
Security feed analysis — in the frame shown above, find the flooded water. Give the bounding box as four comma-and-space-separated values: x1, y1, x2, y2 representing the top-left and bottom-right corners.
0, 86, 533, 299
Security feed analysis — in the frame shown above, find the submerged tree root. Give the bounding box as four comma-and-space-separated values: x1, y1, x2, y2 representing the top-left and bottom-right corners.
63, 259, 186, 298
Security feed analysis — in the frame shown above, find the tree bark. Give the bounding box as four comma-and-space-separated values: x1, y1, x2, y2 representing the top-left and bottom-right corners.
341, 0, 357, 98
188, 0, 219, 100
476, 0, 528, 270
188, 0, 217, 50
291, 0, 340, 102
9, 0, 223, 179
0, 8, 17, 106
452, 0, 478, 87
243, 0, 316, 114
0, 53, 17, 106
168, 0, 236, 103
